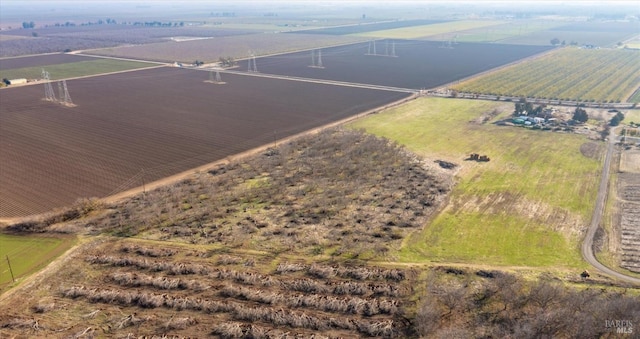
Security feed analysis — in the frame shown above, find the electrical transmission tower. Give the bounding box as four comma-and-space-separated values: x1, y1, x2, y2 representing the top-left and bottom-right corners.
58, 81, 64, 101
366, 40, 378, 55
206, 70, 225, 84
441, 37, 454, 49
60, 80, 73, 106
248, 53, 258, 73
309, 49, 324, 68
42, 69, 56, 102
317, 49, 323, 68
367, 40, 397, 57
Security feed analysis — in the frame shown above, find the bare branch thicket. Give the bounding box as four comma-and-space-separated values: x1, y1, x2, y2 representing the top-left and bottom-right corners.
59, 286, 399, 335
219, 283, 399, 315
108, 272, 208, 291
415, 272, 640, 337
86, 128, 451, 256
119, 244, 176, 257
86, 255, 209, 275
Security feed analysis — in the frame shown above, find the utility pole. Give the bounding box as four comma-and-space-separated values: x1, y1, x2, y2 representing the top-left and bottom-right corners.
141, 168, 146, 193
6, 255, 15, 283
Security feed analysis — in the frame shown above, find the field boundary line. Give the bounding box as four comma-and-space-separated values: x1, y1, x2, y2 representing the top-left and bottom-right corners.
217, 69, 416, 94
71, 53, 168, 65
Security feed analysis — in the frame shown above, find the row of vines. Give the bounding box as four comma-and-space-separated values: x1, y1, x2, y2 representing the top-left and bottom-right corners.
453, 48, 640, 103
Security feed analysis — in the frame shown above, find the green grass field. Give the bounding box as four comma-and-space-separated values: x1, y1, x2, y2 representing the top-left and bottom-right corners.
350, 97, 601, 268
628, 90, 640, 104
453, 48, 640, 103
0, 234, 75, 288
0, 59, 159, 81
454, 21, 567, 43
353, 20, 504, 40
624, 110, 640, 124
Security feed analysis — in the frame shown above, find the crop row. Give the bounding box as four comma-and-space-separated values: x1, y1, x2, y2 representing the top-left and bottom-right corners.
88, 255, 404, 297
218, 283, 399, 316
276, 262, 406, 281
107, 271, 399, 316
86, 255, 209, 275
211, 322, 334, 339
108, 272, 208, 291
119, 244, 176, 257
60, 286, 397, 337
453, 48, 640, 103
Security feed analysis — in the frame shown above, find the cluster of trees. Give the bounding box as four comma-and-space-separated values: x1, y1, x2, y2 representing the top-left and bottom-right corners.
513, 98, 545, 116
609, 111, 625, 126
132, 21, 184, 27
218, 56, 236, 67
572, 107, 589, 123
211, 12, 236, 17
21, 21, 35, 29
46, 18, 118, 28
551, 38, 578, 46
85, 128, 449, 256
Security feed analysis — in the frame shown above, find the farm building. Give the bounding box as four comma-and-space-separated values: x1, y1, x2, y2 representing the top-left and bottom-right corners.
7, 78, 27, 85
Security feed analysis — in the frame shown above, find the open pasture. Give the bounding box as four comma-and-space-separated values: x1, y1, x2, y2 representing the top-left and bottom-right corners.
240, 40, 553, 90
86, 33, 368, 63
452, 48, 640, 103
0, 233, 75, 288
353, 20, 505, 40
0, 53, 96, 70
0, 67, 409, 217
350, 97, 602, 267
0, 56, 158, 81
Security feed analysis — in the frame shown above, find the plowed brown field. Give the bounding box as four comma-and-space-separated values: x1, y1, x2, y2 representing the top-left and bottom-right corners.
0, 67, 409, 217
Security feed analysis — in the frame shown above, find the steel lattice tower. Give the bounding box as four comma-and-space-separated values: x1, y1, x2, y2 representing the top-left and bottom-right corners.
248, 53, 258, 72
317, 49, 323, 68
61, 80, 73, 106
42, 69, 56, 102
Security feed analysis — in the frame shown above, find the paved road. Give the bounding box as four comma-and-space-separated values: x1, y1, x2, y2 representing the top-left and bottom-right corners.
581, 127, 640, 285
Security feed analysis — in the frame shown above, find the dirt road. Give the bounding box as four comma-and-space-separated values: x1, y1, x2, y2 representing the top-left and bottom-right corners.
581, 127, 640, 285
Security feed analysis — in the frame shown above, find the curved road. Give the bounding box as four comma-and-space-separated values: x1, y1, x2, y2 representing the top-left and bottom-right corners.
581, 127, 640, 285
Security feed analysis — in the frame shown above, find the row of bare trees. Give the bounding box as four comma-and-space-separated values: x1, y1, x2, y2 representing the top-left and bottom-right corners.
60, 286, 398, 336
